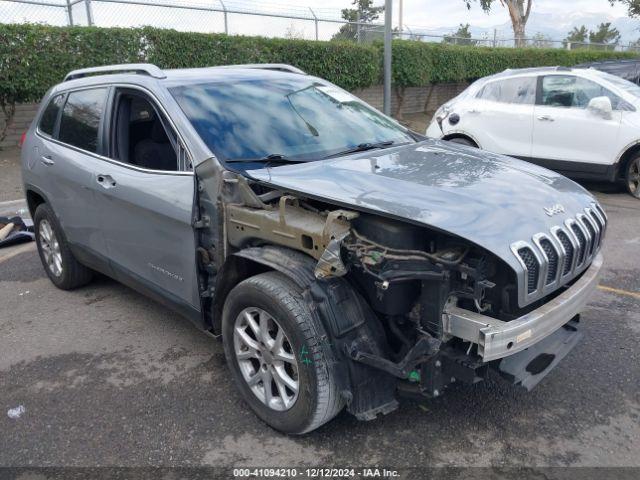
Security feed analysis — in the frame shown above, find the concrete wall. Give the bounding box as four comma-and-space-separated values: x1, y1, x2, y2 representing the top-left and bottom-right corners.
0, 82, 469, 148
352, 82, 470, 117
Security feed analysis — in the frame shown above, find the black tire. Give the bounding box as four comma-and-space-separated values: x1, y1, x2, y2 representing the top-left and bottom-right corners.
34, 203, 93, 290
222, 271, 343, 434
624, 154, 640, 199
447, 137, 477, 148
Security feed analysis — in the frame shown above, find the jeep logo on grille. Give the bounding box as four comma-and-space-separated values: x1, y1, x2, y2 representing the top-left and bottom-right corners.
544, 204, 565, 217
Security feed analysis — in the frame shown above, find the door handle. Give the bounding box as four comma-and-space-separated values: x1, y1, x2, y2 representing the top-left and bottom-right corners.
41, 155, 55, 166
468, 109, 481, 114
537, 115, 555, 122
96, 174, 117, 189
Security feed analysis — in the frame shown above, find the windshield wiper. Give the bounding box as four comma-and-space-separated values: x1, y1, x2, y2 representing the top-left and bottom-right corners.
226, 154, 307, 164
324, 140, 398, 159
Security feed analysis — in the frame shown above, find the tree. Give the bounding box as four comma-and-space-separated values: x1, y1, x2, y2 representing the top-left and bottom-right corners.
609, 0, 640, 17
530, 32, 553, 48
589, 22, 621, 46
284, 23, 306, 40
564, 25, 589, 49
443, 23, 478, 46
463, 0, 532, 47
332, 0, 384, 42
629, 37, 640, 52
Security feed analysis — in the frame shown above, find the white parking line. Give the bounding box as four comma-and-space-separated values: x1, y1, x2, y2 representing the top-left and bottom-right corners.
0, 242, 36, 264
0, 199, 26, 208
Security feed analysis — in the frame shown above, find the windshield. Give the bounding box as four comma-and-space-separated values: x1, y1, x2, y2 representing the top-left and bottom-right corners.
170, 77, 414, 163
593, 70, 640, 99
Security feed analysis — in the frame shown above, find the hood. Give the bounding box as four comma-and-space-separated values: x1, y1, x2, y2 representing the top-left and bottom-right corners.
245, 139, 597, 274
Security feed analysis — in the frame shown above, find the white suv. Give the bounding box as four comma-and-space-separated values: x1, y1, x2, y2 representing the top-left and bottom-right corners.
426, 67, 640, 198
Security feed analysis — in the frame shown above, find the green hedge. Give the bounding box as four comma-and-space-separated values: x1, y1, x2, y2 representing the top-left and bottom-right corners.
394, 42, 638, 86
1, 23, 638, 108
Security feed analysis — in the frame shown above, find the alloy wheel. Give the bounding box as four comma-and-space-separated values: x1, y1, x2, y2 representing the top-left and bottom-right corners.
233, 307, 299, 411
39, 219, 63, 277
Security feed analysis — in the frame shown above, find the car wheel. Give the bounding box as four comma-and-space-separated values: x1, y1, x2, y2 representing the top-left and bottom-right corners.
222, 271, 343, 434
447, 137, 477, 148
34, 203, 93, 290
625, 155, 640, 199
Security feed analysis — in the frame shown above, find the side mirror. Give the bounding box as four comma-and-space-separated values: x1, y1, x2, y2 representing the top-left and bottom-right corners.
588, 96, 613, 119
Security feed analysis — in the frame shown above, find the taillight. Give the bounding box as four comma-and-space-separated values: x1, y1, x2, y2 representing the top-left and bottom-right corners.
19, 132, 26, 148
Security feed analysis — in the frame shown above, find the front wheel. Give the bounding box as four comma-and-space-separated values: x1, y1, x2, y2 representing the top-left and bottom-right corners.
222, 271, 343, 434
625, 155, 640, 199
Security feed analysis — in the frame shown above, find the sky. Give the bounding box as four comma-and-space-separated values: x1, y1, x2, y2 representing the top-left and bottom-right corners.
1, 0, 634, 41
288, 0, 630, 29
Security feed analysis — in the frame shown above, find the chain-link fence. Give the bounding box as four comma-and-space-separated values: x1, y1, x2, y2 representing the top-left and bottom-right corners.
1, 0, 638, 49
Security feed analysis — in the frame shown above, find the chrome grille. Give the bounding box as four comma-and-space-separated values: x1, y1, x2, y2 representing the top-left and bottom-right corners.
571, 222, 587, 266
556, 230, 574, 276
539, 238, 558, 285
511, 202, 606, 307
518, 247, 539, 294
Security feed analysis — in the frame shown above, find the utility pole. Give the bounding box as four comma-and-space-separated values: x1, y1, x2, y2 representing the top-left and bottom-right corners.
398, 0, 403, 38
85, 0, 94, 26
383, 0, 392, 116
219, 0, 228, 35
66, 0, 74, 26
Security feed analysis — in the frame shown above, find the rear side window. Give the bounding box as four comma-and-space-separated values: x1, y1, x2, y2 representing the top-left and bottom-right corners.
541, 75, 622, 109
58, 88, 107, 153
38, 94, 64, 136
477, 77, 536, 105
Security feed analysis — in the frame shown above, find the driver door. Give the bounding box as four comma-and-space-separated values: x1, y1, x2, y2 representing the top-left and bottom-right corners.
95, 88, 200, 311
531, 75, 622, 171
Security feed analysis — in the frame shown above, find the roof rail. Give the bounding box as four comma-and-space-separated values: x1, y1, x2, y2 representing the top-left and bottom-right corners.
64, 63, 166, 82
213, 63, 306, 75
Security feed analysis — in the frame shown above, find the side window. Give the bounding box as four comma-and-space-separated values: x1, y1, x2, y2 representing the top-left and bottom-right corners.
111, 90, 185, 172
38, 94, 64, 136
541, 75, 622, 109
58, 88, 107, 153
477, 78, 536, 105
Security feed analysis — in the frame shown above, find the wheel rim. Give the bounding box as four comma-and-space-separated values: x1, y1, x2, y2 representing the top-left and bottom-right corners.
39, 219, 63, 277
233, 307, 299, 411
629, 158, 640, 196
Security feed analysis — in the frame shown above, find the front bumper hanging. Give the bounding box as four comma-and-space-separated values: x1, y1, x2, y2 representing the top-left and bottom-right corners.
442, 253, 603, 362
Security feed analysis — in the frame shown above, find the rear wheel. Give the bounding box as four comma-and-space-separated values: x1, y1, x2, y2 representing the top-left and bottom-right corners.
625, 155, 640, 199
222, 271, 343, 434
34, 203, 93, 290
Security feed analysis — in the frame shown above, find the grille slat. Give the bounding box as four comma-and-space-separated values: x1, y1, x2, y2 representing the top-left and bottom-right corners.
589, 210, 604, 248
540, 238, 558, 285
571, 223, 587, 266
517, 247, 540, 294
511, 203, 606, 306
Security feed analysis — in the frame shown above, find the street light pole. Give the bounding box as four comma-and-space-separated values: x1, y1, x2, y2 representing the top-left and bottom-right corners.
383, 0, 392, 116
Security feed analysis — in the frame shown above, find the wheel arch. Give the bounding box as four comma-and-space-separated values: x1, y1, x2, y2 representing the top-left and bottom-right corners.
441, 132, 480, 148
616, 142, 640, 181
211, 245, 316, 335
211, 244, 400, 420
25, 186, 49, 218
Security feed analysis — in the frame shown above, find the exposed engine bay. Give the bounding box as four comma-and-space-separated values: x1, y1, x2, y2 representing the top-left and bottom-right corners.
189, 170, 597, 421
217, 176, 546, 399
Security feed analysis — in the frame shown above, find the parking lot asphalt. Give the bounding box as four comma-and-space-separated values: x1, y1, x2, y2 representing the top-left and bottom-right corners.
0, 168, 639, 471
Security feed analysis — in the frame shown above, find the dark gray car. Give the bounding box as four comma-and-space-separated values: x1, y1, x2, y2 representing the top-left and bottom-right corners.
21, 63, 606, 434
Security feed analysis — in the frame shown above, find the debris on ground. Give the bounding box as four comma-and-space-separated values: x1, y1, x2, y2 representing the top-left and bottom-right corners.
0, 216, 34, 248
7, 405, 25, 419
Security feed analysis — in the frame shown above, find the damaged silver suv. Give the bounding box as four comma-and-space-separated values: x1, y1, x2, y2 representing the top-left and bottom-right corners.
22, 63, 606, 434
